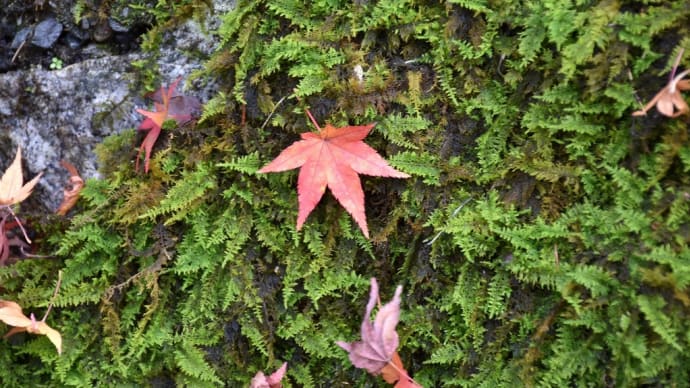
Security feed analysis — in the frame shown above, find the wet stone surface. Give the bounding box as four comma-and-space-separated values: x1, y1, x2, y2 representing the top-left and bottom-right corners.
0, 1, 231, 211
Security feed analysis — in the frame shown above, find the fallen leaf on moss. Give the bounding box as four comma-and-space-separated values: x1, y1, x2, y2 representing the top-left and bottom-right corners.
337, 278, 422, 387
633, 50, 690, 118
250, 362, 287, 388
56, 160, 84, 215
337, 278, 402, 373
135, 78, 201, 172
258, 109, 409, 238
0, 147, 42, 206
0, 147, 41, 254
633, 70, 690, 117
0, 300, 62, 354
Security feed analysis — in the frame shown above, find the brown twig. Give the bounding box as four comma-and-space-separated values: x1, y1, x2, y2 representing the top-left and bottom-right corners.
11, 39, 27, 64
260, 95, 289, 131
103, 248, 171, 301
41, 270, 63, 322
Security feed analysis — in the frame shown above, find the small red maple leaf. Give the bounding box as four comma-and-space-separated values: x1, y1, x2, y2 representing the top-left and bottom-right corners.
258, 109, 409, 238
135, 78, 201, 172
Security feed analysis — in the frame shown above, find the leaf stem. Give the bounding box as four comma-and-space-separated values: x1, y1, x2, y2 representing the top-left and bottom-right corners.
294, 92, 322, 132
670, 48, 684, 82
260, 95, 289, 131
3, 206, 32, 244
424, 196, 473, 245
304, 107, 322, 132
385, 358, 422, 387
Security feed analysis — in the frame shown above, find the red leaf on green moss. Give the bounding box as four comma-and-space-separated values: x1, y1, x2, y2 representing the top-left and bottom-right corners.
135, 78, 201, 172
258, 116, 409, 237
250, 362, 287, 388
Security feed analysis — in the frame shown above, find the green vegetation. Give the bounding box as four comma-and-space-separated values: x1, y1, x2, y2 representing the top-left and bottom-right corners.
2, 0, 690, 386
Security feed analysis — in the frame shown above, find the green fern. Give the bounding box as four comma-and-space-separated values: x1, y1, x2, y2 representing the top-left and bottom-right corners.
636, 295, 682, 351
139, 163, 217, 223
388, 151, 440, 186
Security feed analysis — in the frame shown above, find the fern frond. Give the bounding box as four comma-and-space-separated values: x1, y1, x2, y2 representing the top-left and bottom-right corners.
637, 295, 682, 351
388, 151, 440, 185
139, 163, 217, 224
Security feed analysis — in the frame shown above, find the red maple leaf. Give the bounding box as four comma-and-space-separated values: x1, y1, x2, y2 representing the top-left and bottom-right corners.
135, 78, 201, 172
258, 110, 409, 238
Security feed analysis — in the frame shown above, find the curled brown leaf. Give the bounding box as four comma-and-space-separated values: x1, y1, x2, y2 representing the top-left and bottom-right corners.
56, 160, 84, 216
0, 215, 30, 266
0, 216, 9, 265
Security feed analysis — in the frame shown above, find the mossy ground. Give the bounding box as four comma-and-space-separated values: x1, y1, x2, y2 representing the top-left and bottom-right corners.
2, 0, 690, 387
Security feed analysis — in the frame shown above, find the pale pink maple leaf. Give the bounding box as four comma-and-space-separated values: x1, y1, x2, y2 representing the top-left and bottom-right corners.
336, 277, 402, 374
250, 362, 287, 388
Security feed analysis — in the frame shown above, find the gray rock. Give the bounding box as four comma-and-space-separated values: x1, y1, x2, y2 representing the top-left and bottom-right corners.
0, 53, 142, 212
32, 18, 63, 48
108, 18, 129, 33
153, 0, 237, 102
0, 0, 235, 212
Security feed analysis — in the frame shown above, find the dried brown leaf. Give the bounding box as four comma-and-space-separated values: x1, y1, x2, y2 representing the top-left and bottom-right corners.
0, 216, 9, 266
56, 160, 84, 215
0, 300, 62, 354
0, 147, 43, 206
633, 58, 690, 118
